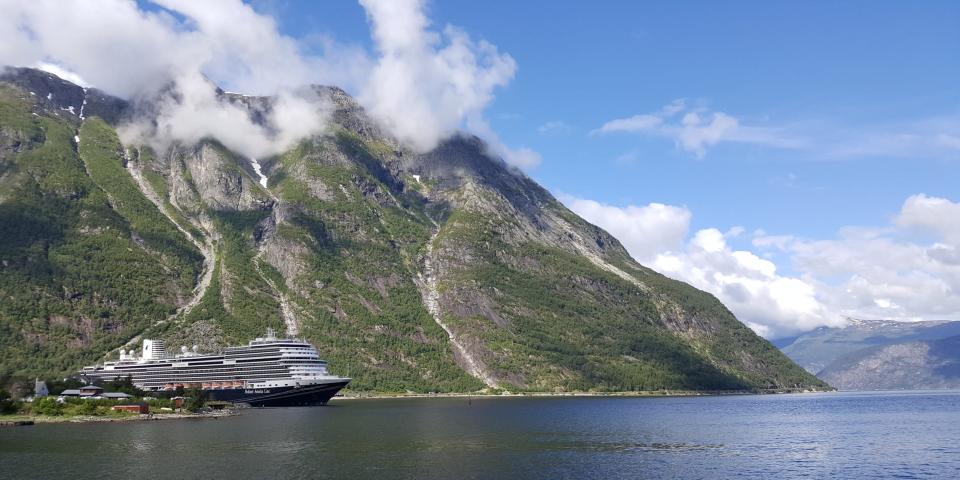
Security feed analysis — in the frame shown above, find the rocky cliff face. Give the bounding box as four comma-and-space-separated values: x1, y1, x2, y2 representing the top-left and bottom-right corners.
0, 67, 826, 392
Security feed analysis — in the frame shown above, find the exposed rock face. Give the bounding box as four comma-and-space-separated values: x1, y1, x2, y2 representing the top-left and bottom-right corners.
179, 143, 273, 212
0, 67, 825, 393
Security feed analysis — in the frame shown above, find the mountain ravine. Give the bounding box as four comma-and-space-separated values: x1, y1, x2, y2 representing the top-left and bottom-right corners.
0, 67, 827, 393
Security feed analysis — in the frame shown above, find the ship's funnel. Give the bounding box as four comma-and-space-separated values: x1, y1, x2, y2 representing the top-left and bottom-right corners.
142, 339, 166, 360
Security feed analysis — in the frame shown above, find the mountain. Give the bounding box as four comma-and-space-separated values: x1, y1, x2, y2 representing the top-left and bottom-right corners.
780, 318, 960, 375
818, 333, 960, 390
0, 67, 826, 393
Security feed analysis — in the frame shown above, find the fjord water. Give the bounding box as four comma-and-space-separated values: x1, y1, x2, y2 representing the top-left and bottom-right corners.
3, 391, 958, 479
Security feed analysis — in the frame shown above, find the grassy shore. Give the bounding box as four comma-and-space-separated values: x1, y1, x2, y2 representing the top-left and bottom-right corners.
0, 409, 236, 426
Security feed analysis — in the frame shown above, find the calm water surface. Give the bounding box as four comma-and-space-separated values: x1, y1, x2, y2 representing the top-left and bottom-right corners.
2, 391, 958, 479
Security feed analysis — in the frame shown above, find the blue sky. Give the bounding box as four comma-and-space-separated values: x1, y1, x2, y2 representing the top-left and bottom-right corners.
269, 0, 958, 238
258, 1, 960, 336
7, 0, 959, 337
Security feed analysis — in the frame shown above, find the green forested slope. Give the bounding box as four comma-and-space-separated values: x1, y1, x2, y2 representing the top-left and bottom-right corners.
0, 85, 200, 378
0, 71, 827, 392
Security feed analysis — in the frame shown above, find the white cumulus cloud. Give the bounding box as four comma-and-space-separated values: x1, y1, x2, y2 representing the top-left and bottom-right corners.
358, 0, 522, 160
119, 73, 329, 160
1, 0, 528, 162
786, 195, 960, 323
896, 194, 960, 245
560, 193, 960, 338
651, 228, 837, 338
559, 195, 690, 260
561, 194, 837, 338
1, 0, 341, 159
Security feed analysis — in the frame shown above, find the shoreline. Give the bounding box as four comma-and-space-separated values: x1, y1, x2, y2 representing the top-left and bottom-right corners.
0, 409, 237, 426
332, 388, 831, 401
1, 390, 832, 424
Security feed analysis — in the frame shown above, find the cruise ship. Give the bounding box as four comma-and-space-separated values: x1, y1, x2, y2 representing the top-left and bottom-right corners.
79, 329, 350, 407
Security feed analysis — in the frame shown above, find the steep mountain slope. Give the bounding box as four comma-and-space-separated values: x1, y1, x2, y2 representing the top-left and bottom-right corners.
818, 334, 960, 390
780, 319, 960, 374
0, 72, 202, 377
0, 67, 826, 392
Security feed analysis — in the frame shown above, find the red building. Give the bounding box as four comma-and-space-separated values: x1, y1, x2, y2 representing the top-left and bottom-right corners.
111, 404, 149, 414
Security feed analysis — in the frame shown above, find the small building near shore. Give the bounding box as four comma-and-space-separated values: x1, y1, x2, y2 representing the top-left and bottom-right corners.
102, 392, 134, 400
34, 379, 49, 398
58, 387, 133, 400
206, 401, 232, 410
111, 404, 149, 414
79, 385, 104, 397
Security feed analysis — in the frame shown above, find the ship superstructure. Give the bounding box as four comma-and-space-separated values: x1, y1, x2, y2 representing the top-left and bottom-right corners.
80, 329, 350, 406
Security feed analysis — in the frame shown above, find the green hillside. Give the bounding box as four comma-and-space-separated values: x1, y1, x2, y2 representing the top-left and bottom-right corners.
0, 70, 827, 393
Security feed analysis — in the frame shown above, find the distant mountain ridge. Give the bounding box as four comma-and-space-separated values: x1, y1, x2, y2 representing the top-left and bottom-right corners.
0, 66, 825, 393
818, 333, 960, 390
779, 318, 960, 390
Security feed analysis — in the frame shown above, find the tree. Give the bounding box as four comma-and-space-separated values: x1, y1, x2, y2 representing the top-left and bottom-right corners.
0, 389, 20, 414
107, 375, 144, 396
32, 397, 63, 416
46, 377, 84, 395
183, 387, 208, 412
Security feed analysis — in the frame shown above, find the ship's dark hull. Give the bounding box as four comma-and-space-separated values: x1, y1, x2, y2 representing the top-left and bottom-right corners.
206, 380, 350, 407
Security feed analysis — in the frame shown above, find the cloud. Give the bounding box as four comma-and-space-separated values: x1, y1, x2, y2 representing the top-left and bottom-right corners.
1, 0, 370, 97
938, 134, 960, 150
563, 193, 836, 338
2, 0, 525, 161
597, 98, 960, 162
600, 114, 663, 133
119, 73, 329, 160
559, 194, 690, 260
788, 238, 959, 322
35, 62, 90, 88
466, 115, 541, 169
648, 228, 837, 338
1, 0, 345, 159
751, 231, 795, 250
823, 116, 960, 160
595, 100, 804, 158
358, 0, 518, 155
564, 192, 960, 338
537, 120, 573, 135
766, 195, 960, 327
895, 194, 960, 245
